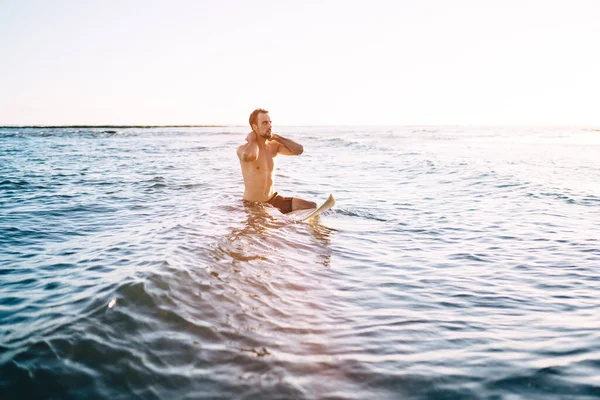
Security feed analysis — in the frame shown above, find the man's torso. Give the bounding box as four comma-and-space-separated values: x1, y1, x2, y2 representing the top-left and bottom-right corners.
237, 141, 278, 202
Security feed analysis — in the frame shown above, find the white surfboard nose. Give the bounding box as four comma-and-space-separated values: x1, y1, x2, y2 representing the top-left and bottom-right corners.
287, 194, 336, 222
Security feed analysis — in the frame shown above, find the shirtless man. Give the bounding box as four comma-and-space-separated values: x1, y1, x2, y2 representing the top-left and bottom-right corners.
237, 108, 317, 214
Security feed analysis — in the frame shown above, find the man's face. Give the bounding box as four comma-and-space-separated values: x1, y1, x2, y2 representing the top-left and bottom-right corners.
254, 112, 272, 139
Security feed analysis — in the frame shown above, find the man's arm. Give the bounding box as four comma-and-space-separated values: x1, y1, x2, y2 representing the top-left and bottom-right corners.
271, 134, 303, 156
237, 132, 259, 162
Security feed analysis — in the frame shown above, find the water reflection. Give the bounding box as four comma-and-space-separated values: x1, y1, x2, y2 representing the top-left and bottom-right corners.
306, 221, 334, 268
212, 202, 335, 269
202, 203, 339, 366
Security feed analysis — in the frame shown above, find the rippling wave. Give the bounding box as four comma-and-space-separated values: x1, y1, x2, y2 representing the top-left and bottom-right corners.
1, 126, 599, 399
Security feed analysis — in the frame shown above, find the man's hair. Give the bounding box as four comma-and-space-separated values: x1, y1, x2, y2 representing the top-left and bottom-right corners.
249, 108, 268, 129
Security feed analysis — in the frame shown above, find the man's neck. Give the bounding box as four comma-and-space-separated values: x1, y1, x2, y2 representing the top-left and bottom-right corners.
254, 132, 268, 147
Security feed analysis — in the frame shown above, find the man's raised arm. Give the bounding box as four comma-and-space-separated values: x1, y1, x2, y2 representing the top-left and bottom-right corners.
271, 134, 304, 156
237, 131, 259, 162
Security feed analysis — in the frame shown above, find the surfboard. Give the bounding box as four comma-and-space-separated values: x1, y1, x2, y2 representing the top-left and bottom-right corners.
287, 194, 336, 222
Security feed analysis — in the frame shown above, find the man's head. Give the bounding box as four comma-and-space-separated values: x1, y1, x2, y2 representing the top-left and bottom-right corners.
249, 108, 272, 139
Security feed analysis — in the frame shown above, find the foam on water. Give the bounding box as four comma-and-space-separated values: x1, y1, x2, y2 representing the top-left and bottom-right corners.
1, 126, 599, 399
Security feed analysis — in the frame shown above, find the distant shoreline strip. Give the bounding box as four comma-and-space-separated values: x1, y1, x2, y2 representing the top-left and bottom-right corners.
0, 125, 229, 129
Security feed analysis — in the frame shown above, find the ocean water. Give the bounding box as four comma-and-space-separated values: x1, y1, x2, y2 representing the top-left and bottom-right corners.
1, 125, 599, 399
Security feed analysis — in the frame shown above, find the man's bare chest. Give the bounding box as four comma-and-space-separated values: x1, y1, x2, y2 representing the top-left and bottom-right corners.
244, 147, 277, 174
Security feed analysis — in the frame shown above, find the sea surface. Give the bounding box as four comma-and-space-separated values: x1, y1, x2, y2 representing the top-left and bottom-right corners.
1, 125, 599, 399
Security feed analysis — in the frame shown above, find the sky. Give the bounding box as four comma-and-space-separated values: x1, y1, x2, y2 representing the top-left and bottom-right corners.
1, 0, 599, 126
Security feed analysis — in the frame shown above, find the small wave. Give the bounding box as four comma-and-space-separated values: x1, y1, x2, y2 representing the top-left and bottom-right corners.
540, 192, 577, 204
448, 253, 490, 263
0, 180, 30, 187
581, 195, 600, 206
528, 191, 580, 205
336, 208, 388, 222
181, 183, 205, 189
496, 182, 526, 189
311, 136, 381, 152
0, 226, 49, 241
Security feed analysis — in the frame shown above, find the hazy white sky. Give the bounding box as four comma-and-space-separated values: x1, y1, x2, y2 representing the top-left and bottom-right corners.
1, 0, 599, 125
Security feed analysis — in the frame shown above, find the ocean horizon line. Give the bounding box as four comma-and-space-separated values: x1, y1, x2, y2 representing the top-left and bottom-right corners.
0, 124, 230, 129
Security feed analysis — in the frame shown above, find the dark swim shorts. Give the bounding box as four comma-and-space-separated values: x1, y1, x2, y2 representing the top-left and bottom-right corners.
266, 192, 293, 214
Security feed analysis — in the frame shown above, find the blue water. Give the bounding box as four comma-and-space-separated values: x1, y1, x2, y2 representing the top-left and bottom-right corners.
1, 126, 599, 399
